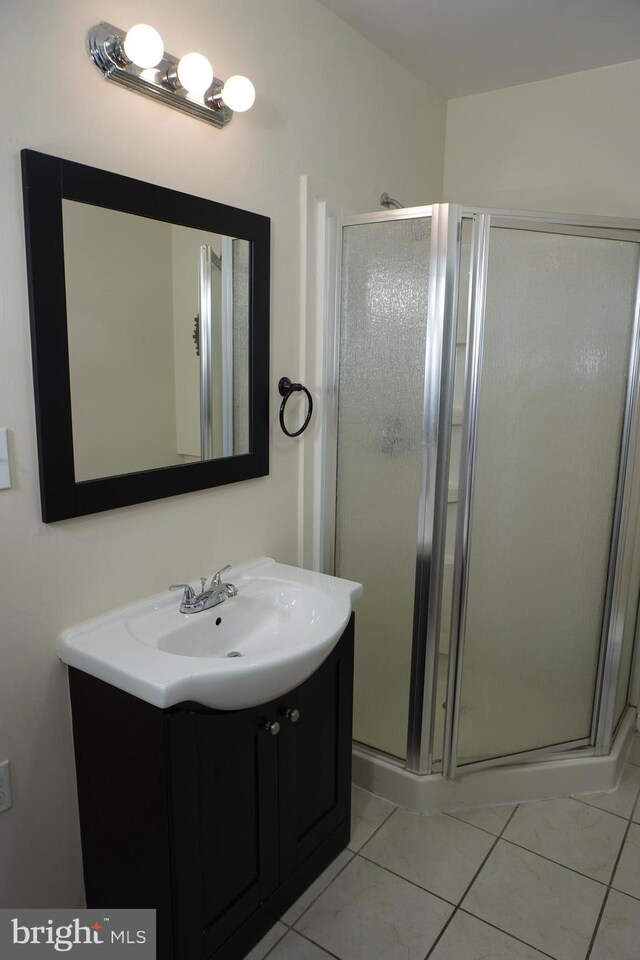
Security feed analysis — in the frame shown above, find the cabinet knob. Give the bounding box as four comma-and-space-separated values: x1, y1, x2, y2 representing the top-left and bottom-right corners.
286, 708, 300, 724
264, 720, 280, 736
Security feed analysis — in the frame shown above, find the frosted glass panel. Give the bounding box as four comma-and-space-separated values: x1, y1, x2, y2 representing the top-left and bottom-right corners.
457, 228, 639, 765
336, 218, 431, 759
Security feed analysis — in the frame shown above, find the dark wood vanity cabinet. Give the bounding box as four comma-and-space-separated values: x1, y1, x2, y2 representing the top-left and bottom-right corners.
68, 616, 354, 960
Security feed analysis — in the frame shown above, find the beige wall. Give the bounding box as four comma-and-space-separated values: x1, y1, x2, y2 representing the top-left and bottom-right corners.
0, 0, 445, 905
444, 58, 640, 217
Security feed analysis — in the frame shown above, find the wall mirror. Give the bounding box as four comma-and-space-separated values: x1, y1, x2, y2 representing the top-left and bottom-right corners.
21, 150, 270, 521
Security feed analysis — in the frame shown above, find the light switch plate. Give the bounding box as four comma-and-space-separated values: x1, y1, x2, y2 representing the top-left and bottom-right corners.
0, 429, 11, 490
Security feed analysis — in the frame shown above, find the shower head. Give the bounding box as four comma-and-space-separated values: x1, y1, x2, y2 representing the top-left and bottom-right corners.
380, 192, 404, 210
380, 192, 427, 243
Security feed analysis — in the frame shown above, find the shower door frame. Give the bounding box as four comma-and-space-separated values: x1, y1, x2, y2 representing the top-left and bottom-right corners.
443, 208, 640, 780
324, 203, 462, 773
322, 202, 640, 780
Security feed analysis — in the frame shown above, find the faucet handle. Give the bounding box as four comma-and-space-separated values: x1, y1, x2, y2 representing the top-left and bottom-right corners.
169, 584, 196, 604
212, 564, 232, 586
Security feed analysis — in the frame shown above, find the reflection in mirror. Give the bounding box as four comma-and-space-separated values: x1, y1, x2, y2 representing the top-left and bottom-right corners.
62, 200, 250, 482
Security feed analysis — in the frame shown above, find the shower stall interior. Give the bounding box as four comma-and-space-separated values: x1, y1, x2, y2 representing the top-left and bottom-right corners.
324, 203, 640, 797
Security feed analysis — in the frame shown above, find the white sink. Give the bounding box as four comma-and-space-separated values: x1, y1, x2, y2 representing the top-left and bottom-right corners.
58, 558, 362, 710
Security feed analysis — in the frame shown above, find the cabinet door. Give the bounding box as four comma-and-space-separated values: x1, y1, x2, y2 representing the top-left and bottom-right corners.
277, 617, 354, 877
168, 705, 279, 959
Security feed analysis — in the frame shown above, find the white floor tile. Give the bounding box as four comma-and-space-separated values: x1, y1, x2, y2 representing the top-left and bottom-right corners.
348, 785, 395, 852
265, 930, 335, 959
430, 910, 547, 960
590, 890, 640, 960
296, 855, 453, 960
612, 822, 640, 901
361, 808, 494, 903
573, 763, 640, 819
462, 840, 606, 960
503, 796, 626, 882
280, 850, 353, 926
446, 803, 516, 836
626, 733, 640, 767
243, 922, 287, 960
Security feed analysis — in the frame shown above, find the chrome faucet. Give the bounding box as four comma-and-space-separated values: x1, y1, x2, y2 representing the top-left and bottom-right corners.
170, 565, 238, 614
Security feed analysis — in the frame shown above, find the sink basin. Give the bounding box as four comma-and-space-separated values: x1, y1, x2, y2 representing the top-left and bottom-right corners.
58, 558, 362, 710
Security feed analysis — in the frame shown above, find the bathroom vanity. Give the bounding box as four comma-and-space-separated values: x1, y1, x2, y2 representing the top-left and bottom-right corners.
61, 560, 361, 960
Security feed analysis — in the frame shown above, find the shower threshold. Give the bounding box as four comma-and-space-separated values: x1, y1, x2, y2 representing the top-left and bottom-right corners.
352, 707, 638, 815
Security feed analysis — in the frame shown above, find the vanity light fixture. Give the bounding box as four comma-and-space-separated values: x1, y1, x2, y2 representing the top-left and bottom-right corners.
87, 21, 255, 128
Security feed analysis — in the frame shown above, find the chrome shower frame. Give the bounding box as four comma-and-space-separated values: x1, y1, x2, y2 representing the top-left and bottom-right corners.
323, 202, 640, 780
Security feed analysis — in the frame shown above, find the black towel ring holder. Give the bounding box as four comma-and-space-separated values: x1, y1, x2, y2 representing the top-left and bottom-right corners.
278, 377, 313, 437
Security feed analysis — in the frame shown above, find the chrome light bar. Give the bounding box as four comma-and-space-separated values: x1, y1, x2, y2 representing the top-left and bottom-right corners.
87, 22, 236, 129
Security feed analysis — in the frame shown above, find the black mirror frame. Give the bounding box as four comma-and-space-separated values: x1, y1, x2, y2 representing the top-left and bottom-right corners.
21, 150, 270, 522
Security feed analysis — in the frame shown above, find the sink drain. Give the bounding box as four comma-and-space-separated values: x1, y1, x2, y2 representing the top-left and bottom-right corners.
226, 651, 242, 658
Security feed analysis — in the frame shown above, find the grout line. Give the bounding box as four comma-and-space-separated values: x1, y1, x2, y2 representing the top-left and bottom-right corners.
458, 803, 519, 907
283, 850, 356, 929
258, 923, 290, 960
451, 804, 562, 959
280, 803, 399, 934
584, 886, 613, 960
609, 882, 640, 905
442, 807, 517, 839
571, 795, 636, 823
498, 836, 609, 889
421, 911, 455, 959
456, 908, 559, 959
585, 786, 640, 959
356, 850, 457, 909
502, 806, 520, 830
351, 803, 398, 854
293, 929, 344, 960
424, 804, 520, 959
609, 814, 640, 905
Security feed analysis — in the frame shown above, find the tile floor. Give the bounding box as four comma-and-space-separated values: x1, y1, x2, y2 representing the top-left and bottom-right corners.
247, 732, 640, 960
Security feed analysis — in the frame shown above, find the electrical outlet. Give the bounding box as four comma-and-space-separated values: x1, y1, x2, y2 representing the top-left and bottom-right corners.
0, 760, 13, 813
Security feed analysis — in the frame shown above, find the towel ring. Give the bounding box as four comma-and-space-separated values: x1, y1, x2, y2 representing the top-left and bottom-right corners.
278, 377, 313, 437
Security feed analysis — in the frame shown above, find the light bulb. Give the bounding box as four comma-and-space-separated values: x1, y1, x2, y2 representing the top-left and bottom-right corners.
222, 75, 255, 112
123, 24, 164, 69
177, 52, 214, 95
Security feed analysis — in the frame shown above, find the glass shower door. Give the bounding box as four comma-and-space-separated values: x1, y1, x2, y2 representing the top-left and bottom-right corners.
335, 215, 433, 760
445, 218, 640, 775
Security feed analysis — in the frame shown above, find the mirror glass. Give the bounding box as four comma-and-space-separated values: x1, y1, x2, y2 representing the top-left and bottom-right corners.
62, 201, 250, 482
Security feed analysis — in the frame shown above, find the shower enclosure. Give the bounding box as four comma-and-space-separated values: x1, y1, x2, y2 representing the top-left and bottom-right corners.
325, 203, 640, 786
